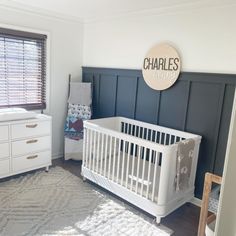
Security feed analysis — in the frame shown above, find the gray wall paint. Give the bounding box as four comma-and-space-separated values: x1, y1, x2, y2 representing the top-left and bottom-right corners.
83, 67, 236, 198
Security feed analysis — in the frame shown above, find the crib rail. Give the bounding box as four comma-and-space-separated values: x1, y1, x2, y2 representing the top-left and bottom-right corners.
121, 121, 183, 145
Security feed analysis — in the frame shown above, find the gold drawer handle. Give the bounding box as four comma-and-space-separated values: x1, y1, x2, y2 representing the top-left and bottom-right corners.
26, 139, 38, 144
26, 124, 38, 128
26, 155, 38, 160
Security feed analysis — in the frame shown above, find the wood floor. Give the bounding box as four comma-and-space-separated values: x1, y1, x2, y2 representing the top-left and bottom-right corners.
53, 158, 201, 236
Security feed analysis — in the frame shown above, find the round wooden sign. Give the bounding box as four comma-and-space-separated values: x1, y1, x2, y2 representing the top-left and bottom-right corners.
142, 43, 181, 90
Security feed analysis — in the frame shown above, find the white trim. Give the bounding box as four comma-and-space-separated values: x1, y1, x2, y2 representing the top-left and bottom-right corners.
0, 0, 83, 23
52, 153, 63, 160
191, 197, 201, 207
0, 0, 235, 24
84, 1, 236, 23
0, 23, 51, 114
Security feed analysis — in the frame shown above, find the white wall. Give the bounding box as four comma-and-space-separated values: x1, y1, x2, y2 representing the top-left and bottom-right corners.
83, 4, 236, 74
0, 6, 83, 159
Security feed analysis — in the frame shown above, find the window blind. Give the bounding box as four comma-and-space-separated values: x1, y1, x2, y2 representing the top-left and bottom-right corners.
0, 28, 47, 110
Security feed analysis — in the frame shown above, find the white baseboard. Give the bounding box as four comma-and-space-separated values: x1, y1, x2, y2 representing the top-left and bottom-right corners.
52, 153, 63, 160
191, 197, 202, 207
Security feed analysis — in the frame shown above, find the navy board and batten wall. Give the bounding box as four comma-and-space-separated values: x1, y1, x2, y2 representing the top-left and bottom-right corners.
82, 67, 236, 199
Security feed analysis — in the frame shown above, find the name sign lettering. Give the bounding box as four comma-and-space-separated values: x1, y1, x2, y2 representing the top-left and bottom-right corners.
142, 43, 181, 90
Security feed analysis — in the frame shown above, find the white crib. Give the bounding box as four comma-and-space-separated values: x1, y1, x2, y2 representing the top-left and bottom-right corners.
81, 117, 201, 223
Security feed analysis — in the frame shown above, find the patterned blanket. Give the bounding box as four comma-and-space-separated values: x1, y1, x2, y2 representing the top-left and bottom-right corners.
64, 104, 91, 140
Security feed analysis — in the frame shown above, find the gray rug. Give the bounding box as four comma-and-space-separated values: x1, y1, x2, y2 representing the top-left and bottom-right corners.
0, 167, 173, 236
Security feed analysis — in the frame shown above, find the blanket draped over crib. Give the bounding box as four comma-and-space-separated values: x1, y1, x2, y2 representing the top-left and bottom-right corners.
175, 139, 195, 192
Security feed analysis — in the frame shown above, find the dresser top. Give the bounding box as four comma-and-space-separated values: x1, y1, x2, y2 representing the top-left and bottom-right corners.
0, 114, 51, 125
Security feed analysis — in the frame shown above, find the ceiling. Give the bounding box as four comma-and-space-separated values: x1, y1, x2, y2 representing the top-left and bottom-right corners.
0, 0, 235, 22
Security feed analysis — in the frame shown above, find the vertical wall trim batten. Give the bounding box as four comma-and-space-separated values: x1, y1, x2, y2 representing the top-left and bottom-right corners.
114, 75, 119, 116
183, 80, 192, 131
96, 73, 101, 118
156, 92, 162, 125
92, 73, 96, 117
212, 84, 226, 172
98, 74, 101, 103
133, 77, 139, 119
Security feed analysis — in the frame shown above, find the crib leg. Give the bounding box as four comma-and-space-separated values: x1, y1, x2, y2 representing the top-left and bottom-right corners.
83, 176, 86, 182
155, 216, 161, 225
45, 166, 49, 172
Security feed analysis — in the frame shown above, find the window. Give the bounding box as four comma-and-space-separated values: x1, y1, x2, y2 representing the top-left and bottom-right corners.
0, 28, 47, 110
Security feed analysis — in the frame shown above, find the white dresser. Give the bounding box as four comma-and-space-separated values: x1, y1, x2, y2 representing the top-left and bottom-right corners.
0, 114, 52, 179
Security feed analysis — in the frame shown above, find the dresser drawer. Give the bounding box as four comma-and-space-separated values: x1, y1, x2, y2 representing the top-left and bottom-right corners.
11, 120, 51, 139
0, 125, 8, 142
12, 151, 51, 173
12, 136, 51, 157
0, 159, 10, 177
0, 143, 9, 159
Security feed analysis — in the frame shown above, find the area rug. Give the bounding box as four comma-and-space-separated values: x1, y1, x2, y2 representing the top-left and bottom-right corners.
0, 167, 173, 236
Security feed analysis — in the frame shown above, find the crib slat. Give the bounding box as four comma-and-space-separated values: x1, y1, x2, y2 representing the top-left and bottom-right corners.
85, 129, 89, 168
130, 124, 134, 136
96, 132, 101, 172
138, 126, 141, 139
146, 149, 153, 199
142, 127, 145, 139
169, 135, 172, 145
174, 135, 177, 143
164, 133, 167, 145
135, 145, 141, 194
104, 134, 109, 177
112, 137, 117, 181
140, 147, 147, 196
92, 131, 97, 171
82, 128, 86, 165
150, 130, 153, 142
134, 125, 137, 138
139, 128, 145, 164
89, 129, 93, 170
125, 142, 131, 188
127, 123, 130, 135
152, 152, 159, 202
108, 136, 113, 179
116, 139, 121, 183
121, 141, 126, 186
130, 144, 136, 191
100, 133, 104, 174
